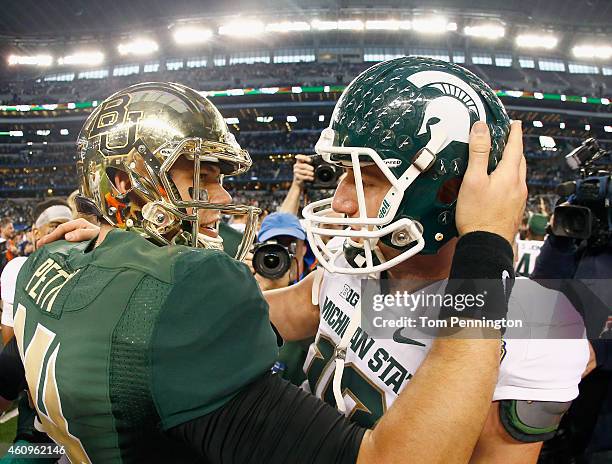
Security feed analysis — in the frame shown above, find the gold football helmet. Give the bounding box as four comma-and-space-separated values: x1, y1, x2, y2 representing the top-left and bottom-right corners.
76, 82, 259, 260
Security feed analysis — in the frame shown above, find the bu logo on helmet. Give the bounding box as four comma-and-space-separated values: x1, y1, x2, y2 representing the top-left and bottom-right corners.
87, 94, 143, 152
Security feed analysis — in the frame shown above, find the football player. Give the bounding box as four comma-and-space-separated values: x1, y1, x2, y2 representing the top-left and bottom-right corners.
262, 58, 593, 463
19, 81, 526, 463
0, 199, 73, 464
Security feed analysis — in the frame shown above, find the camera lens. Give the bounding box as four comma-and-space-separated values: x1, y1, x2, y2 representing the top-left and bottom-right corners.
314, 164, 338, 188
253, 242, 292, 279
263, 253, 281, 269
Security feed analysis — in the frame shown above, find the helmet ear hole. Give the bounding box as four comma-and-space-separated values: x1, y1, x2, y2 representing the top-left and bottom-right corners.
436, 177, 462, 205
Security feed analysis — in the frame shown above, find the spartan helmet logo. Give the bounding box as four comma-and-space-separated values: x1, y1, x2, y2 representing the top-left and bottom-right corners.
407, 70, 488, 152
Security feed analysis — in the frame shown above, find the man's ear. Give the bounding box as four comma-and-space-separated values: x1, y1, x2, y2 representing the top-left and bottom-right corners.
32, 228, 41, 241
113, 171, 131, 194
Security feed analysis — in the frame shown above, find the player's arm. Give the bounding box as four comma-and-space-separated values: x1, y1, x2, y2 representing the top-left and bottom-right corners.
0, 337, 26, 412
264, 269, 320, 341
1, 325, 14, 346
359, 120, 529, 463
167, 231, 513, 464
469, 402, 545, 464
35, 218, 99, 248
279, 154, 314, 215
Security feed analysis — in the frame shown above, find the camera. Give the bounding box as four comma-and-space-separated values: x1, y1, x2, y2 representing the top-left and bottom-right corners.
552, 138, 611, 247
252, 240, 296, 279
309, 154, 341, 188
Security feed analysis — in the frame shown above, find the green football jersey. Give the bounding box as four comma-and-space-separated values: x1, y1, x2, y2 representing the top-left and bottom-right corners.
12, 229, 279, 463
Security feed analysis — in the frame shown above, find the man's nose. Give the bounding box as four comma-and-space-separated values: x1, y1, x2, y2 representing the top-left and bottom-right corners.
331, 175, 358, 217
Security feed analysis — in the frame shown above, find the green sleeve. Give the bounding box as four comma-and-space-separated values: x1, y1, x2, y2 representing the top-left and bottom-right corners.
150, 250, 279, 430
219, 222, 243, 258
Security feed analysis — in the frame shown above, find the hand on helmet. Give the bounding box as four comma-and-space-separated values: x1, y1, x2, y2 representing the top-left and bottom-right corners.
292, 154, 315, 187
455, 120, 527, 246
36, 218, 100, 248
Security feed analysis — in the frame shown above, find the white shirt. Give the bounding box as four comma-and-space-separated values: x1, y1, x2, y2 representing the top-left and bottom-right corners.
516, 239, 544, 276
303, 252, 589, 425
1, 256, 27, 327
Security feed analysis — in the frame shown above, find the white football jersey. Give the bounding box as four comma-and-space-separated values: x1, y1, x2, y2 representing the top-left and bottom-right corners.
515, 239, 544, 276
0, 256, 27, 328
303, 252, 589, 427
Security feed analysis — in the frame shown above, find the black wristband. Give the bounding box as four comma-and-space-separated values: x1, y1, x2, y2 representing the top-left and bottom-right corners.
440, 232, 515, 324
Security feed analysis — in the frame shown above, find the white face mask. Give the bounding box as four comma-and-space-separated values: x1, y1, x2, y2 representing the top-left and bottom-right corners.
301, 127, 446, 275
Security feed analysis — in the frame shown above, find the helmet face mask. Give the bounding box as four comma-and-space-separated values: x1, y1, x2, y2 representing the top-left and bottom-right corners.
77, 82, 259, 260
302, 57, 511, 275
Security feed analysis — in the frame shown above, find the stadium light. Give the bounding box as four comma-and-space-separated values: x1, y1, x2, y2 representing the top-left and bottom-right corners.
605, 126, 612, 133
515, 34, 558, 50
539, 136, 556, 149
60, 129, 69, 135
225, 117, 239, 124
265, 21, 310, 33
173, 26, 213, 45
337, 20, 364, 31
256, 116, 273, 123
8, 54, 53, 66
311, 20, 338, 31
464, 24, 505, 39
9, 131, 23, 137
58, 51, 104, 66
533, 121, 543, 128
319, 115, 325, 122
585, 124, 591, 131
412, 17, 450, 34
559, 122, 566, 129
287, 115, 298, 122
36, 130, 50, 136
365, 20, 411, 31
118, 39, 158, 56
219, 20, 265, 37
572, 44, 612, 60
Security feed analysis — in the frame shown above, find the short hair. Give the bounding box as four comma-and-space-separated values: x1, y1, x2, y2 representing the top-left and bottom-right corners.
33, 199, 70, 225
0, 217, 13, 228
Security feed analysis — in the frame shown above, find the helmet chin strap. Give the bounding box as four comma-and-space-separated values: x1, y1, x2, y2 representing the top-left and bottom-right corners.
343, 238, 386, 273
197, 232, 224, 250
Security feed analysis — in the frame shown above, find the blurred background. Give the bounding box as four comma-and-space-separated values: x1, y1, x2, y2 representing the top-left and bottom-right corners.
0, 0, 609, 226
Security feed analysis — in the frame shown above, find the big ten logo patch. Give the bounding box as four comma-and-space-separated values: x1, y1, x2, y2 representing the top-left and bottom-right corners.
339, 284, 360, 307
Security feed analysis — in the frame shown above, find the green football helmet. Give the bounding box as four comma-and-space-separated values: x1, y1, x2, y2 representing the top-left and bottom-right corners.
76, 82, 259, 260
302, 57, 510, 274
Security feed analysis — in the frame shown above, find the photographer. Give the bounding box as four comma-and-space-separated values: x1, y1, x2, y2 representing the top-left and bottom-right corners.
279, 154, 341, 216
252, 212, 313, 291
532, 138, 612, 463
250, 212, 316, 385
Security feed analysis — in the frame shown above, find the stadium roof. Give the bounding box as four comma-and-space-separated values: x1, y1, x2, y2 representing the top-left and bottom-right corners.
0, 0, 610, 39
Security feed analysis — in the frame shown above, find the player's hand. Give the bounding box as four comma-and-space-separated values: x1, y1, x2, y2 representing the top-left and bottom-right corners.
254, 268, 292, 291
243, 251, 255, 274
293, 154, 315, 187
456, 120, 527, 246
37, 218, 100, 248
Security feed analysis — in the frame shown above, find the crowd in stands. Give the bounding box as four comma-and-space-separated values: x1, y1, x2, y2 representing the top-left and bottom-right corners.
2, 60, 610, 106
1, 134, 605, 226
